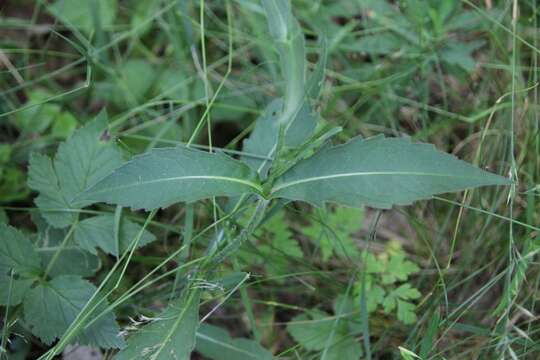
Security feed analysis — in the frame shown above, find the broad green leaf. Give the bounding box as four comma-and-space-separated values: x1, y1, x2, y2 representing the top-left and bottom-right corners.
0, 224, 41, 276
0, 270, 33, 306
34, 222, 100, 278
114, 59, 157, 106
74, 215, 156, 256
116, 291, 200, 360
28, 153, 75, 227
80, 147, 262, 211
38, 247, 100, 278
13, 89, 59, 134
195, 323, 273, 360
322, 337, 363, 360
287, 311, 337, 351
271, 136, 511, 208
28, 112, 124, 227
287, 311, 362, 359
51, 111, 77, 139
156, 68, 189, 100
23, 275, 124, 348
48, 0, 117, 34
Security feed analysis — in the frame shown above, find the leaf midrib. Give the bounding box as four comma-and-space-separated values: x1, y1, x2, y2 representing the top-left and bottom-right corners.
86, 175, 263, 196
271, 171, 500, 193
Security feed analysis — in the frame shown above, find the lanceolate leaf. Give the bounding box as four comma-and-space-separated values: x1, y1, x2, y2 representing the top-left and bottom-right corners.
271, 136, 511, 208
28, 112, 124, 227
116, 291, 200, 360
80, 147, 262, 211
23, 275, 124, 348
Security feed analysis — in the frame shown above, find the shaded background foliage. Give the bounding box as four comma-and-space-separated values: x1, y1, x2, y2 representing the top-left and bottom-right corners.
0, 0, 539, 359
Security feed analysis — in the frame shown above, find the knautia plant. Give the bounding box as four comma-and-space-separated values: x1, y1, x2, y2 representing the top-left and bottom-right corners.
0, 1, 512, 359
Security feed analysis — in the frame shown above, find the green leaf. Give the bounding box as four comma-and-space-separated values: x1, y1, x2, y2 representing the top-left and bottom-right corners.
35, 223, 100, 278
23, 275, 124, 348
51, 111, 77, 139
271, 136, 510, 208
287, 311, 362, 359
195, 323, 273, 360
38, 247, 100, 278
28, 112, 124, 227
322, 337, 363, 360
440, 40, 484, 72
242, 99, 282, 176
28, 153, 75, 227
48, 0, 117, 34
114, 59, 157, 106
287, 311, 336, 351
381, 254, 420, 284
382, 284, 421, 324
242, 99, 317, 178
354, 283, 385, 313
13, 89, 59, 134
74, 215, 156, 256
396, 300, 417, 325
116, 291, 200, 360
0, 224, 41, 276
0, 272, 33, 306
80, 147, 262, 211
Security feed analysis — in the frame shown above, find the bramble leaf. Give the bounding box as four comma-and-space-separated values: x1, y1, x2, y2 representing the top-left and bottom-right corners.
34, 219, 100, 278
0, 224, 41, 276
0, 271, 33, 306
23, 275, 124, 348
74, 215, 156, 256
28, 112, 124, 228
271, 136, 510, 208
80, 147, 261, 211
287, 310, 362, 359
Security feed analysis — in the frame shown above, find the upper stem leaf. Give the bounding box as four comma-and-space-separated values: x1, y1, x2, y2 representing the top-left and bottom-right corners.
271, 135, 511, 208
79, 147, 262, 211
